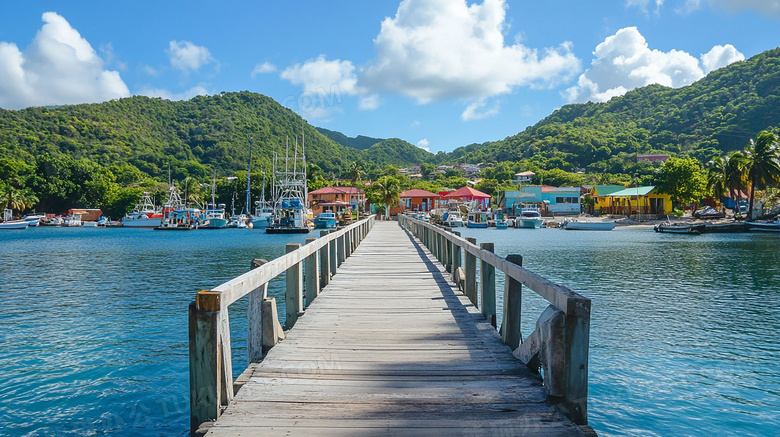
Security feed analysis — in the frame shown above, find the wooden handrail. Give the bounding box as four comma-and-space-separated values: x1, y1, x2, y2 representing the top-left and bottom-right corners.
189, 215, 376, 435
398, 214, 591, 426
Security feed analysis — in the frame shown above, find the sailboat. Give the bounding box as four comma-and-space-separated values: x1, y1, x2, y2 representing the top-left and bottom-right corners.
228, 137, 254, 229
266, 125, 313, 234
202, 171, 228, 229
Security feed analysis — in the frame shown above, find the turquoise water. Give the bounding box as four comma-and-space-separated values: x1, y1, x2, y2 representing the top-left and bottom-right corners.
0, 225, 778, 436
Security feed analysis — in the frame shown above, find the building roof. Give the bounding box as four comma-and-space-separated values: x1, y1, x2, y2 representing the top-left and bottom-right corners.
514, 171, 535, 176
593, 185, 626, 196
606, 186, 656, 197
309, 186, 364, 195
400, 189, 440, 198
445, 186, 491, 199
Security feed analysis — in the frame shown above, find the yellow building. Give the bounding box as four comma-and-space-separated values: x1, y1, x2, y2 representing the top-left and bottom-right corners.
597, 186, 673, 216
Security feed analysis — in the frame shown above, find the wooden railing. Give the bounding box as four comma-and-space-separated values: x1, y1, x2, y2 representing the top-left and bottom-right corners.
398, 215, 592, 426
188, 215, 375, 435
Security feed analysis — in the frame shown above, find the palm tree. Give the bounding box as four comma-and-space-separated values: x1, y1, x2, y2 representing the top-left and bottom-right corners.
706, 155, 727, 203
744, 131, 780, 219
372, 176, 402, 219
0, 184, 38, 214
724, 150, 749, 215
349, 161, 364, 183
181, 176, 202, 207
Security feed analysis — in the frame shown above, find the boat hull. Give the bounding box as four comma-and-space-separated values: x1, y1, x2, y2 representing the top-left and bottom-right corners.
654, 224, 706, 234
122, 217, 162, 228
519, 218, 544, 228
745, 221, 780, 232
266, 226, 312, 234
0, 221, 29, 229
563, 221, 615, 231
202, 218, 228, 229
466, 221, 488, 228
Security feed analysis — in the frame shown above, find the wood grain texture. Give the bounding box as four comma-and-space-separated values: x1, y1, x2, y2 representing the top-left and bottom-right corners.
204, 221, 583, 436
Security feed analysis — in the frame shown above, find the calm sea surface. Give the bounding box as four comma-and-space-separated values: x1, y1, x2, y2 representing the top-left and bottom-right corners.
0, 225, 778, 436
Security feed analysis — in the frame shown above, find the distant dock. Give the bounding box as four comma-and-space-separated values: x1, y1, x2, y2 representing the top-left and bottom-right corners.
189, 216, 595, 436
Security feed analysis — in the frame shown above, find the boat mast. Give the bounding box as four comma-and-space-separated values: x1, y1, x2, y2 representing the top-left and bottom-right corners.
244, 136, 253, 215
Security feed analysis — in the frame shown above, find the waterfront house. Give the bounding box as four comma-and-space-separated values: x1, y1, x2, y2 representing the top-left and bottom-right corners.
308, 186, 365, 216
589, 185, 626, 214
502, 186, 581, 216
599, 186, 672, 216
398, 189, 440, 213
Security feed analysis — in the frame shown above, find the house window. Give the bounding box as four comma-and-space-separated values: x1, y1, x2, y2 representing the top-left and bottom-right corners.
555, 197, 579, 204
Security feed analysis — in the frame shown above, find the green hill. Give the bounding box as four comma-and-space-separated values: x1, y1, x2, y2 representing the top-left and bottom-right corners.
315, 127, 384, 150
446, 47, 780, 172
0, 91, 364, 179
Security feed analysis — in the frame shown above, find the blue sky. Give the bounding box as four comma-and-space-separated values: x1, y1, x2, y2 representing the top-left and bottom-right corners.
0, 1, 778, 154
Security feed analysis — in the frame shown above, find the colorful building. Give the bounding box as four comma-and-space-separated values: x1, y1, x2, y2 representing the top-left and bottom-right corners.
597, 186, 672, 216
444, 186, 491, 210
399, 189, 441, 213
308, 186, 365, 216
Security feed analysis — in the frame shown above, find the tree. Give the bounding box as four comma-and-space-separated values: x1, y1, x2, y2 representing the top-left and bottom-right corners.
655, 157, 709, 207
744, 130, 780, 219
181, 176, 203, 207
0, 182, 38, 213
371, 176, 402, 219
706, 155, 728, 202
724, 150, 749, 212
348, 161, 364, 183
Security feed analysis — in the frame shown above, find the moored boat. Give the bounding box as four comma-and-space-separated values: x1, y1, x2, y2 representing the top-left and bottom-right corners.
1, 208, 29, 229
266, 134, 313, 234
518, 208, 544, 228
745, 219, 780, 232
61, 213, 83, 227
313, 211, 337, 229
562, 219, 615, 231
122, 192, 163, 228
654, 222, 706, 234
21, 213, 45, 227
465, 210, 488, 228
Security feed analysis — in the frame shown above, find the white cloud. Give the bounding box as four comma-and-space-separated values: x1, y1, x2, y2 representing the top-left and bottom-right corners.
167, 40, 214, 72
139, 85, 209, 101
281, 55, 358, 95
0, 12, 129, 110
461, 99, 500, 121
628, 0, 780, 17
417, 138, 430, 152
565, 27, 744, 103
358, 94, 380, 110
360, 0, 580, 106
701, 44, 744, 73
251, 62, 276, 77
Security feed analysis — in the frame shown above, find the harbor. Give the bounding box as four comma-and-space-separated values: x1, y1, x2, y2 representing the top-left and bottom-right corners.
1, 220, 779, 436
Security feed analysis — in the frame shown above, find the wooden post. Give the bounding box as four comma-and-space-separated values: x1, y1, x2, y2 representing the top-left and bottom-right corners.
247, 258, 268, 364
502, 254, 523, 350
480, 242, 496, 328
261, 297, 284, 352
452, 231, 461, 282
329, 234, 337, 276
345, 229, 352, 258
189, 300, 219, 434
319, 230, 331, 289
285, 243, 303, 330
304, 237, 319, 307
444, 231, 451, 273
565, 307, 590, 425
465, 237, 477, 305
337, 234, 346, 266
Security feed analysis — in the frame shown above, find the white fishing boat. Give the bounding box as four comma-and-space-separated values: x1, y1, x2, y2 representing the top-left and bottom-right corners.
1, 208, 29, 229
561, 219, 615, 231
466, 210, 488, 228
21, 213, 45, 227
313, 211, 337, 229
442, 203, 464, 227
202, 172, 228, 229
518, 208, 544, 228
266, 131, 313, 234
61, 212, 83, 227
122, 192, 163, 228
156, 185, 198, 230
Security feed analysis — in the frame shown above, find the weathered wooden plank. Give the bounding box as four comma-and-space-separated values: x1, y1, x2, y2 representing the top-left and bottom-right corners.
204, 221, 582, 437
285, 243, 303, 330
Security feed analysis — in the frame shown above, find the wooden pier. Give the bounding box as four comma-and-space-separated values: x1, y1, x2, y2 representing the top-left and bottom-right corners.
189, 216, 594, 436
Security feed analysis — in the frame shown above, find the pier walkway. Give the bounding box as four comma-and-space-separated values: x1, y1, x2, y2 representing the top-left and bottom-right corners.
195, 220, 590, 436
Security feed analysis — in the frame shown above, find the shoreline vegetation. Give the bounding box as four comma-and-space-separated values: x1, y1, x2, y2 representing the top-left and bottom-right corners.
1, 48, 779, 223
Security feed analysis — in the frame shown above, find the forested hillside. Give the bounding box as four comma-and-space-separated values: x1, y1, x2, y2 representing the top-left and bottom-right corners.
315, 127, 384, 150
447, 47, 780, 173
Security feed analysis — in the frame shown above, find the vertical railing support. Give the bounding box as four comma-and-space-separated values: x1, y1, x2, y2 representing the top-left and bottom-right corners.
502, 254, 523, 350
304, 237, 319, 307
465, 237, 477, 306
319, 230, 331, 289
480, 242, 496, 328
452, 231, 462, 282
337, 233, 346, 266
247, 258, 268, 364
285, 243, 303, 330
329, 233, 337, 276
